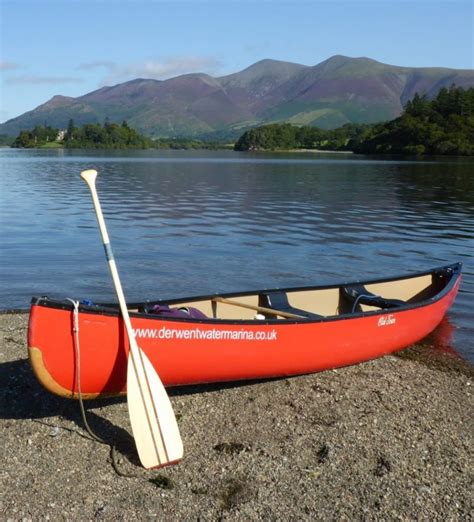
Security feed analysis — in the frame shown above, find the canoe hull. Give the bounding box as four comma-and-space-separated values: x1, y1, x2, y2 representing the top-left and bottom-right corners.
27, 265, 461, 399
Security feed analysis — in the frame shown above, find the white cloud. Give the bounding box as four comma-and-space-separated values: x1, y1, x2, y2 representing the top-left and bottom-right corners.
97, 56, 223, 85
77, 61, 116, 71
0, 61, 21, 71
6, 75, 84, 85
1, 56, 222, 90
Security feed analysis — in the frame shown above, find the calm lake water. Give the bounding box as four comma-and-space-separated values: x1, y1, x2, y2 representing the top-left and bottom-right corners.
1, 149, 473, 362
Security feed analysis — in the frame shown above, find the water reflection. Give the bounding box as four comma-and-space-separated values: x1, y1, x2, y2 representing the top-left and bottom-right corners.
1, 149, 473, 362
426, 317, 459, 358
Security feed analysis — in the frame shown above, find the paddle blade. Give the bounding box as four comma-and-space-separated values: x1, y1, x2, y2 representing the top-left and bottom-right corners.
127, 347, 183, 469
80, 169, 98, 187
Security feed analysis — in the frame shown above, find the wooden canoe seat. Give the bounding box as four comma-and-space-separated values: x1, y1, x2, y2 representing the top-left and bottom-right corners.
341, 285, 405, 313
258, 291, 322, 319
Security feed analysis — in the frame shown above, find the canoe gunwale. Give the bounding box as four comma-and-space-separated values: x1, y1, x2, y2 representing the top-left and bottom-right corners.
30, 262, 462, 325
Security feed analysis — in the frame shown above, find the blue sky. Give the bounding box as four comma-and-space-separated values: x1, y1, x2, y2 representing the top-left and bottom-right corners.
1, 0, 473, 123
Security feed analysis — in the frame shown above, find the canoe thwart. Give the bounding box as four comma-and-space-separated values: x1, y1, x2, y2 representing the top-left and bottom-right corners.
258, 291, 322, 319
211, 296, 306, 319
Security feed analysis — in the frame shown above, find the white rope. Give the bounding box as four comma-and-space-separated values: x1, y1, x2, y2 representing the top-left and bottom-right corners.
66, 299, 105, 444
66, 299, 137, 477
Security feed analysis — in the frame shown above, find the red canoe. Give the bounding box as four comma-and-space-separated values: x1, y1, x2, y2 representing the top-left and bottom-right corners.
28, 262, 461, 399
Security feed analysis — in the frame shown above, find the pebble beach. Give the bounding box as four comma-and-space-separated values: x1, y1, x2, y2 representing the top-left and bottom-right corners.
1, 311, 472, 520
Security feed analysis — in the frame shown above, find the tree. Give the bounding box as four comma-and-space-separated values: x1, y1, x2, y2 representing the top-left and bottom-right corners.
405, 93, 431, 118
352, 86, 474, 156
65, 119, 76, 142
11, 125, 59, 148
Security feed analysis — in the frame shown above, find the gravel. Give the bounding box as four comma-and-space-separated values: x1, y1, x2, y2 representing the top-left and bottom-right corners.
1, 312, 472, 520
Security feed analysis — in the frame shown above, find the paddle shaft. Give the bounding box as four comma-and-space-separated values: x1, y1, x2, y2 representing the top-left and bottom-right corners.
80, 169, 182, 468
81, 173, 134, 335
212, 297, 305, 319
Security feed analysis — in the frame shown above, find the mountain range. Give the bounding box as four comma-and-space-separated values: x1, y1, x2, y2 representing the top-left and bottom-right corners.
1, 55, 473, 139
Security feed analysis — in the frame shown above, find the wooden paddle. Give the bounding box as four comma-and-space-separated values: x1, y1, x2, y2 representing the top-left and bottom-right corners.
80, 169, 183, 469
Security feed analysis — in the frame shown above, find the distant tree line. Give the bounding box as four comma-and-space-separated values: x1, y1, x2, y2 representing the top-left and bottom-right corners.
10, 120, 230, 150
234, 122, 368, 152
12, 125, 60, 148
12, 119, 151, 149
235, 86, 474, 156
63, 119, 150, 148
352, 86, 474, 155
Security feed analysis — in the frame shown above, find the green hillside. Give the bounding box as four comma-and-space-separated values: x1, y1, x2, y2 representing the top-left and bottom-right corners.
1, 56, 473, 138
235, 86, 474, 156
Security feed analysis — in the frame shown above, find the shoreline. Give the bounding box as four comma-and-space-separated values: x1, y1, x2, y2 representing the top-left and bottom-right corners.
256, 148, 354, 154
4, 145, 474, 158
1, 312, 472, 519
